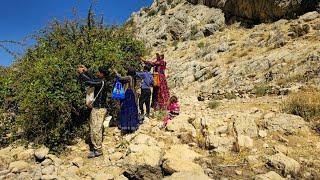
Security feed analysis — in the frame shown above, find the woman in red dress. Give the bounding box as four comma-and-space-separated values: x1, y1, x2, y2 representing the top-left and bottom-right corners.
143, 53, 170, 110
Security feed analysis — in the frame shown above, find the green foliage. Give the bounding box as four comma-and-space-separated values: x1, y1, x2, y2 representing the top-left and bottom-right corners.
167, 0, 174, 5
208, 100, 220, 109
254, 84, 271, 97
225, 92, 237, 100
0, 11, 145, 151
191, 26, 198, 36
147, 9, 157, 17
160, 5, 168, 15
197, 42, 205, 49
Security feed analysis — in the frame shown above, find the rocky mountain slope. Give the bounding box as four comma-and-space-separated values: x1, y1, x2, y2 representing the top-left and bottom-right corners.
0, 0, 320, 179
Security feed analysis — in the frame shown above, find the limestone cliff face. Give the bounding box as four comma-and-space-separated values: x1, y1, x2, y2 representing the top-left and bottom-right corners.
187, 0, 319, 23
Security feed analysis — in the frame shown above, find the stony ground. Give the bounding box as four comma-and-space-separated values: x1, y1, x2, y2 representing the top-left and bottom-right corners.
1, 91, 320, 179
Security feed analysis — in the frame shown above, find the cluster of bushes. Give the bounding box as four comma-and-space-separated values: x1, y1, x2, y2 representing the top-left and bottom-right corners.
283, 88, 320, 133
0, 10, 145, 152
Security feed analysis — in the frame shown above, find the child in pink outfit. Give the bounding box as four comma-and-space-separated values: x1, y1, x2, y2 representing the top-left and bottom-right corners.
162, 96, 180, 128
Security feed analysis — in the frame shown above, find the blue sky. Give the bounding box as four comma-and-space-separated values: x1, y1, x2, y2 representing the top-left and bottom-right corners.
0, 0, 153, 67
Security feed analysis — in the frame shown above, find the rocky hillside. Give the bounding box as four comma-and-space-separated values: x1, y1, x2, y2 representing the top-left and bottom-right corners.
187, 0, 319, 23
131, 0, 320, 100
0, 0, 320, 180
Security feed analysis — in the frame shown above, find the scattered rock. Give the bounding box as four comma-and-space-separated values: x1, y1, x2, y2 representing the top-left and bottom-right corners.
233, 115, 258, 137
258, 130, 267, 138
264, 113, 307, 134
123, 165, 163, 180
274, 145, 289, 155
255, 171, 285, 180
41, 159, 53, 167
41, 165, 55, 175
131, 134, 158, 146
71, 157, 84, 168
8, 160, 29, 173
34, 146, 49, 161
245, 155, 260, 165
110, 152, 124, 162
267, 153, 300, 175
126, 144, 162, 167
162, 144, 203, 174
17, 149, 35, 162
236, 135, 253, 148
94, 173, 115, 180
163, 171, 211, 180
41, 174, 59, 180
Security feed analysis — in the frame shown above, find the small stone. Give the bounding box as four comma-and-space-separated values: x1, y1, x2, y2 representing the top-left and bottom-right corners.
41, 159, 53, 166
109, 152, 123, 162
235, 170, 242, 175
255, 171, 285, 180
315, 142, 320, 149
108, 148, 116, 154
34, 146, 49, 161
263, 143, 269, 148
72, 157, 84, 168
278, 135, 289, 143
41, 165, 55, 175
41, 174, 59, 180
237, 135, 253, 148
114, 175, 128, 180
0, 170, 10, 176
258, 130, 267, 138
246, 155, 259, 165
274, 145, 288, 155
94, 173, 114, 180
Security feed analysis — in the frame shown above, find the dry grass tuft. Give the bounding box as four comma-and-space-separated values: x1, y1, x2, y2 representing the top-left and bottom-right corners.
283, 89, 320, 122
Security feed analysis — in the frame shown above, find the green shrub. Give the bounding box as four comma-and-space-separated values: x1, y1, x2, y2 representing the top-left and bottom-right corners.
283, 89, 320, 122
225, 92, 237, 100
197, 42, 205, 48
148, 9, 157, 17
208, 100, 220, 109
160, 5, 167, 15
167, 0, 174, 5
191, 26, 198, 36
0, 10, 145, 151
254, 84, 271, 97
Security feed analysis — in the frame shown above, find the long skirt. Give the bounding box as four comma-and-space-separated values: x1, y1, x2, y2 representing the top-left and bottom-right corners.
155, 74, 170, 110
118, 88, 139, 131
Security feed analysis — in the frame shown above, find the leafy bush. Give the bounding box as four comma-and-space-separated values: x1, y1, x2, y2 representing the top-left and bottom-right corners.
225, 92, 237, 100
208, 100, 220, 109
283, 89, 320, 122
147, 9, 157, 17
197, 42, 205, 49
0, 10, 145, 151
254, 84, 271, 97
160, 5, 167, 15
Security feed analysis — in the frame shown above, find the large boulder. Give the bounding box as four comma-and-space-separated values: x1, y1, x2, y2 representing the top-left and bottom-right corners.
263, 113, 308, 134
126, 144, 162, 167
233, 115, 258, 137
162, 144, 203, 174
267, 153, 300, 175
187, 0, 318, 23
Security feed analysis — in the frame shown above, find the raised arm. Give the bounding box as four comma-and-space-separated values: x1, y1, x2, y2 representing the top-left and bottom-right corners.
78, 65, 102, 86
79, 73, 103, 86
